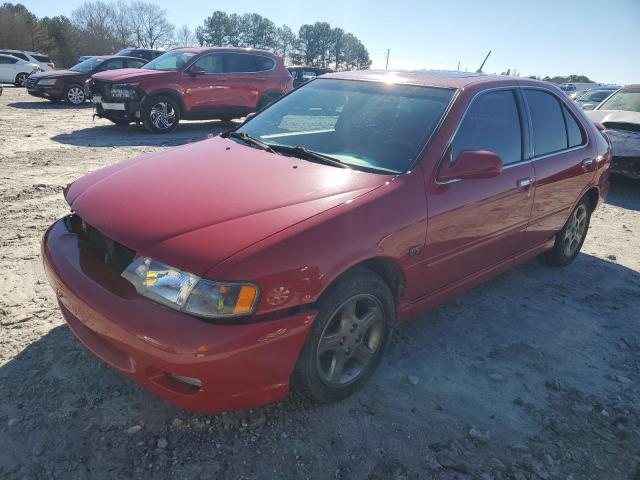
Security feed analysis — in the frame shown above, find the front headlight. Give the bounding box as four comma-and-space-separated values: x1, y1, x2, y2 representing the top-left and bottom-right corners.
110, 83, 138, 100
122, 257, 260, 319
37, 78, 57, 86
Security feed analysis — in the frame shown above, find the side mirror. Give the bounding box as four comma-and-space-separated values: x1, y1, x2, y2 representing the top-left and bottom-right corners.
243, 112, 256, 123
189, 65, 206, 76
438, 150, 503, 182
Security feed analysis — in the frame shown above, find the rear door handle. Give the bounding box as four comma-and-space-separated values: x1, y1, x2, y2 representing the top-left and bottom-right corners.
581, 158, 594, 171
517, 177, 533, 192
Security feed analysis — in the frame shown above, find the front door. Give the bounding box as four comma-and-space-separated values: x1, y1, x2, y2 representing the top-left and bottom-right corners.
423, 88, 535, 295
183, 53, 228, 115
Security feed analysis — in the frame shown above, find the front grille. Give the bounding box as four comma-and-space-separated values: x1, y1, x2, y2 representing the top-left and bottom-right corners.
65, 214, 135, 274
87, 79, 113, 101
26, 77, 37, 88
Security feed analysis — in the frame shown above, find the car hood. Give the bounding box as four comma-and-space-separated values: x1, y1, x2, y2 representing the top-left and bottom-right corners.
66, 136, 390, 275
30, 70, 83, 80
91, 68, 170, 83
586, 109, 640, 127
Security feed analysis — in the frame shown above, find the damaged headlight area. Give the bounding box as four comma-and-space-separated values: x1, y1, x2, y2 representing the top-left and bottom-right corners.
122, 257, 260, 319
110, 83, 140, 100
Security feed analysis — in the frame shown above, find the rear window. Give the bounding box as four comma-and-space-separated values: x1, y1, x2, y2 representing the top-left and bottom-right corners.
525, 90, 567, 156
31, 54, 50, 63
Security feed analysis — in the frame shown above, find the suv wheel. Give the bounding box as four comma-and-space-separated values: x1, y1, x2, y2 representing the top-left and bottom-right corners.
14, 73, 29, 86
64, 84, 85, 105
293, 268, 395, 403
540, 197, 591, 267
142, 95, 180, 133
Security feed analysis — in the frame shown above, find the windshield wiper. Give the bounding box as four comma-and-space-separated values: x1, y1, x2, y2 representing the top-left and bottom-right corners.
225, 131, 276, 153
268, 144, 348, 169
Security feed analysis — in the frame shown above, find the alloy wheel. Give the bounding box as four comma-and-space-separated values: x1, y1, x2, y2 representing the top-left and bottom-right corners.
16, 73, 28, 86
67, 87, 85, 105
316, 294, 385, 387
150, 101, 176, 130
563, 204, 588, 257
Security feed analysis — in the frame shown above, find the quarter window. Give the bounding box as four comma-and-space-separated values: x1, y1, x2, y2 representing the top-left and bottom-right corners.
525, 90, 567, 156
254, 56, 275, 72
562, 105, 586, 148
452, 90, 523, 166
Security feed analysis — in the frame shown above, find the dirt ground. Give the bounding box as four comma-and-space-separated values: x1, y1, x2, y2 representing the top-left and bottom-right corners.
1, 85, 639, 480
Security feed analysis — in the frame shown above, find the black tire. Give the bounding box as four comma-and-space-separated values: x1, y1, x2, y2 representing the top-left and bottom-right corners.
539, 197, 592, 267
14, 72, 29, 87
256, 91, 282, 111
293, 268, 395, 403
142, 95, 180, 133
63, 84, 86, 105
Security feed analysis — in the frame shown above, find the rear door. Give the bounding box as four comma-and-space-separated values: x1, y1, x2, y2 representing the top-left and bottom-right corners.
0, 55, 18, 82
423, 88, 535, 294
223, 53, 268, 111
522, 88, 594, 247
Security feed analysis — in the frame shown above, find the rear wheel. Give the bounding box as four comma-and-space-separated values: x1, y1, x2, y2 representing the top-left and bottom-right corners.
293, 268, 394, 403
540, 198, 591, 267
14, 72, 29, 87
64, 84, 85, 105
142, 95, 180, 133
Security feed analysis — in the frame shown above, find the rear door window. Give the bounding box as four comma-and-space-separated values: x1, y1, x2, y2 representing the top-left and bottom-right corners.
253, 56, 275, 72
224, 54, 257, 73
0, 55, 17, 64
101, 58, 126, 70
32, 54, 51, 63
127, 59, 146, 68
525, 89, 567, 156
452, 89, 523, 166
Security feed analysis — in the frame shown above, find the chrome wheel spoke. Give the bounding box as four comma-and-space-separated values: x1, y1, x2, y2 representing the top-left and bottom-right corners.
318, 332, 342, 354
327, 352, 346, 384
353, 344, 374, 366
359, 306, 381, 331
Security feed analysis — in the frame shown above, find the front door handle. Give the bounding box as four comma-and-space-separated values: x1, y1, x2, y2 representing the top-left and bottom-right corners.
517, 177, 533, 192
581, 158, 594, 171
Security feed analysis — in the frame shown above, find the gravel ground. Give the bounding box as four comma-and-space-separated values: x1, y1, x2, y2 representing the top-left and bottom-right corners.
1, 86, 639, 480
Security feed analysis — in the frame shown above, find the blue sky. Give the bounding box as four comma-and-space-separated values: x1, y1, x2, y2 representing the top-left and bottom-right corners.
23, 0, 640, 84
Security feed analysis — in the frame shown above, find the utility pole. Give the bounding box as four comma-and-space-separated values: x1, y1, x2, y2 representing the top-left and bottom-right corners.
385, 49, 390, 70
457, 61, 460, 71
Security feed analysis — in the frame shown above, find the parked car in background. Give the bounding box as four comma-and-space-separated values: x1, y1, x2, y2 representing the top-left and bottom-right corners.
587, 84, 640, 179
78, 55, 95, 62
27, 56, 147, 105
0, 54, 42, 86
0, 49, 55, 71
559, 83, 577, 94
574, 87, 618, 110
115, 48, 164, 61
288, 66, 334, 88
87, 47, 293, 132
43, 71, 610, 412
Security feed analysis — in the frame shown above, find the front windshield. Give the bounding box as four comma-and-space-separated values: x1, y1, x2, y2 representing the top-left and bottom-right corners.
116, 49, 133, 56
237, 79, 456, 174
143, 51, 195, 71
70, 57, 104, 73
599, 90, 640, 112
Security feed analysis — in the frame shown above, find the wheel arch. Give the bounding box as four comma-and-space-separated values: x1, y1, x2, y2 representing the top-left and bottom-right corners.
583, 186, 600, 212
144, 89, 186, 115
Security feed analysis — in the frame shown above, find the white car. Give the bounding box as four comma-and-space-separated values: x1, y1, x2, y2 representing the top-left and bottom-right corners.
0, 49, 55, 72
0, 54, 42, 86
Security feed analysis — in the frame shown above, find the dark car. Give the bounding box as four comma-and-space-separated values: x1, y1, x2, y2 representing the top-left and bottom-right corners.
87, 47, 293, 132
288, 66, 334, 88
115, 48, 164, 61
26, 56, 147, 105
43, 71, 610, 412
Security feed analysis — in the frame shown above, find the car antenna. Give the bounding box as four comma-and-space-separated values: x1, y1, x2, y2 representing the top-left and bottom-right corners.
476, 50, 491, 73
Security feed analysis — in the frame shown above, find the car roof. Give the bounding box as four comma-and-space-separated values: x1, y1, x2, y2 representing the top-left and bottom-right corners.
170, 46, 278, 57
91, 55, 147, 61
320, 69, 551, 90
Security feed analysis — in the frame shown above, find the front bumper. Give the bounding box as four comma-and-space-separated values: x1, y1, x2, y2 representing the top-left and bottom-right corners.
42, 218, 316, 412
27, 85, 63, 99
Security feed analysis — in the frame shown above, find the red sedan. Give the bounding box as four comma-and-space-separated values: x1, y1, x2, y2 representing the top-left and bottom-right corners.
42, 70, 611, 412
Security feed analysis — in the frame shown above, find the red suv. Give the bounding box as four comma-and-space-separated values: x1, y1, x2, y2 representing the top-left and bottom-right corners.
86, 47, 293, 133
43, 71, 610, 412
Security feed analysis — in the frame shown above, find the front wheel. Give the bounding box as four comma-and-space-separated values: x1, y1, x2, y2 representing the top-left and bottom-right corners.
540, 198, 591, 267
14, 72, 29, 86
256, 92, 283, 111
293, 268, 395, 403
64, 84, 86, 105
142, 95, 180, 133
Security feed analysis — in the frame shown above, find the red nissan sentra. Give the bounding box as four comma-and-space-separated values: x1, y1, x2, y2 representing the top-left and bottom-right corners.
42, 71, 611, 412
